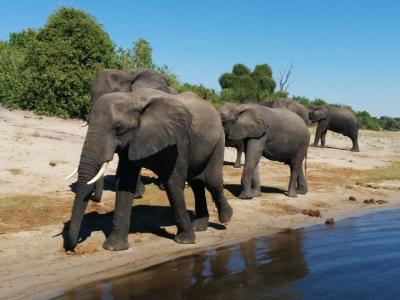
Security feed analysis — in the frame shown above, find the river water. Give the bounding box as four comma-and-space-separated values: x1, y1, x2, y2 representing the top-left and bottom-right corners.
59, 208, 400, 300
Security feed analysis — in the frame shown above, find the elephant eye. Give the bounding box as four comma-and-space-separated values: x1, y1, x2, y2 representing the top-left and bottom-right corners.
113, 124, 125, 136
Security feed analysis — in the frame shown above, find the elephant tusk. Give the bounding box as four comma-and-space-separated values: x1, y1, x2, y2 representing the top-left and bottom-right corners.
87, 162, 109, 185
81, 122, 88, 127
65, 168, 78, 180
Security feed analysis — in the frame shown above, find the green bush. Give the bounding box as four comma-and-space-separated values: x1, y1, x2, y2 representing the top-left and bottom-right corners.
0, 42, 27, 108
218, 63, 276, 102
292, 96, 311, 106
20, 7, 115, 118
379, 116, 400, 131
356, 111, 381, 130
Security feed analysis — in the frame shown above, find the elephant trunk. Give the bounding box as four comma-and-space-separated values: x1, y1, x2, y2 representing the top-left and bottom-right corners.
67, 129, 110, 250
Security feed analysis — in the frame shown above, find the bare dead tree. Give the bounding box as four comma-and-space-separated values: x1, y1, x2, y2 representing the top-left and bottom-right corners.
279, 63, 294, 92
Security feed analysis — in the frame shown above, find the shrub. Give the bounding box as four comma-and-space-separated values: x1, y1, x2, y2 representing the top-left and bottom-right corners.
356, 111, 381, 130
21, 7, 115, 118
219, 63, 276, 102
0, 42, 27, 108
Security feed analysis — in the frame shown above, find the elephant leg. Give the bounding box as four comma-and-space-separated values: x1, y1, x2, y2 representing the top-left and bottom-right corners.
189, 180, 209, 231
240, 139, 263, 199
234, 142, 244, 168
103, 155, 138, 251
296, 161, 308, 195
287, 163, 299, 197
313, 123, 325, 146
163, 175, 195, 244
203, 135, 233, 224
321, 129, 328, 147
251, 164, 261, 197
350, 127, 360, 152
135, 174, 145, 198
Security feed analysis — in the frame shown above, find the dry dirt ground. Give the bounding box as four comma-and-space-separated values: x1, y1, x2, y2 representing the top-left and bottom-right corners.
0, 105, 399, 299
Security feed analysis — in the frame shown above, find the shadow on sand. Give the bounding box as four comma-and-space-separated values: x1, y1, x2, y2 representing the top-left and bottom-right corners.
62, 205, 226, 250
223, 161, 243, 167
309, 144, 352, 152
224, 183, 287, 198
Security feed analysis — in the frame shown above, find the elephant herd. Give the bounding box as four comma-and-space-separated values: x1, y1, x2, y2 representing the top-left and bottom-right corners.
65, 69, 359, 251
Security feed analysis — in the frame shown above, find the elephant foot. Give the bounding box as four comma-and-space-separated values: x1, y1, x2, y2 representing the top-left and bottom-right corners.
217, 202, 233, 224
239, 191, 253, 200
286, 190, 298, 198
296, 187, 308, 195
174, 230, 195, 244
103, 234, 129, 251
351, 147, 360, 152
90, 192, 102, 203
233, 162, 241, 168
192, 217, 209, 231
252, 189, 262, 197
158, 182, 165, 191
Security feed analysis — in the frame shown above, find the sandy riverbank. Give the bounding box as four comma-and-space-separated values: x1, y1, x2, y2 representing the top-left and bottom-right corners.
0, 105, 399, 299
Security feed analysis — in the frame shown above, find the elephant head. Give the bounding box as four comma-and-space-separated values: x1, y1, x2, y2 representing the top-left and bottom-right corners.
219, 103, 267, 141
308, 105, 328, 123
73, 69, 175, 201
67, 90, 192, 249
90, 68, 175, 106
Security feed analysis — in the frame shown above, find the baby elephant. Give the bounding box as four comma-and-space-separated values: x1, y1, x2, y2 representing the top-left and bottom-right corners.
220, 103, 310, 199
308, 105, 359, 152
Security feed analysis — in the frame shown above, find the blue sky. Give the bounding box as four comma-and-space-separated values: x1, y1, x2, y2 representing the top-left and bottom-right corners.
1, 0, 399, 117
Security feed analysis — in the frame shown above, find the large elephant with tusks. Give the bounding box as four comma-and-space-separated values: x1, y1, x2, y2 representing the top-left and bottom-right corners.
66, 69, 178, 201
67, 88, 233, 251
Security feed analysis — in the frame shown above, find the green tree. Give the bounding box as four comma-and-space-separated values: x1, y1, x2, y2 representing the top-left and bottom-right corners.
0, 42, 27, 107
132, 38, 155, 69
22, 7, 115, 118
292, 96, 311, 106
113, 47, 134, 69
219, 63, 276, 102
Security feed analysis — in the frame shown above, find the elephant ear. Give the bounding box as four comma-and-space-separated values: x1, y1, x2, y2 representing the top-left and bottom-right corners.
128, 97, 193, 161
315, 107, 328, 121
228, 108, 266, 140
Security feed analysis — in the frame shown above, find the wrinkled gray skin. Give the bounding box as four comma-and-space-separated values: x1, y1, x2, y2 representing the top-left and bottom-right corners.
218, 103, 244, 168
88, 69, 177, 202
308, 105, 359, 152
219, 103, 310, 199
67, 88, 233, 251
261, 98, 310, 125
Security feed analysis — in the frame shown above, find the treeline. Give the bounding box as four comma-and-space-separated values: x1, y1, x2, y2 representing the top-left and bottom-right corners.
0, 7, 398, 131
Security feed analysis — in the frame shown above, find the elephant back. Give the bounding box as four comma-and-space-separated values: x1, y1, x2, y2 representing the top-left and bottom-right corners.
177, 92, 224, 165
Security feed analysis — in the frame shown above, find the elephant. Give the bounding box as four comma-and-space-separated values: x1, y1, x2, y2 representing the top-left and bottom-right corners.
308, 105, 359, 152
261, 98, 310, 125
66, 88, 233, 251
219, 103, 310, 199
218, 103, 244, 168
71, 69, 178, 202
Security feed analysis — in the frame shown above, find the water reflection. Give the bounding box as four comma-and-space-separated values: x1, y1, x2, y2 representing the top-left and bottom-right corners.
59, 209, 400, 299
59, 230, 308, 300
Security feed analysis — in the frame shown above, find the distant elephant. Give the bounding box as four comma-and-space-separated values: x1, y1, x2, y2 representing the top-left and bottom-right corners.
67, 88, 233, 251
220, 103, 309, 199
308, 105, 359, 152
218, 103, 244, 168
71, 69, 177, 202
261, 98, 310, 125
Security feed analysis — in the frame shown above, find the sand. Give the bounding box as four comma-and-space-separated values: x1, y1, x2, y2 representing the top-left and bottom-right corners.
0, 105, 399, 299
